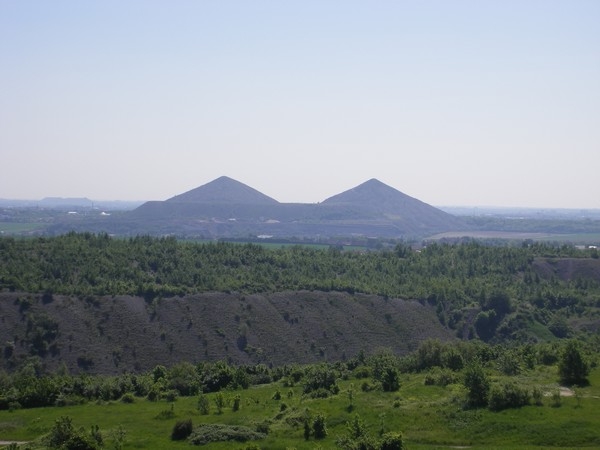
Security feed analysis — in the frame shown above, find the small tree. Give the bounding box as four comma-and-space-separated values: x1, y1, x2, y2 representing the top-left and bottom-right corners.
463, 360, 490, 408
171, 419, 193, 441
303, 419, 311, 441
380, 432, 404, 450
304, 418, 311, 441
232, 394, 241, 412
313, 413, 328, 439
110, 425, 126, 450
214, 392, 225, 414
197, 393, 210, 415
558, 340, 589, 386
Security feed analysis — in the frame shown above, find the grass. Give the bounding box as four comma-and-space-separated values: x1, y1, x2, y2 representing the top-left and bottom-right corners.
0, 223, 46, 234
1, 367, 600, 449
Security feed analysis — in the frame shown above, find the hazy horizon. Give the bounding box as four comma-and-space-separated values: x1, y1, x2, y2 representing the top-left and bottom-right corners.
1, 1, 599, 208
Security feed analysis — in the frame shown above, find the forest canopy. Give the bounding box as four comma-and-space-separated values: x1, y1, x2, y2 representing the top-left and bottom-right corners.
1, 233, 599, 345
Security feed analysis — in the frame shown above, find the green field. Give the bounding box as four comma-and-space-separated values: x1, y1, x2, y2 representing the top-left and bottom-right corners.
0, 223, 47, 234
2, 367, 599, 449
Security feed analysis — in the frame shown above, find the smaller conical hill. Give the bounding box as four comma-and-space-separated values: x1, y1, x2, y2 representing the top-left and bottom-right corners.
166, 176, 279, 204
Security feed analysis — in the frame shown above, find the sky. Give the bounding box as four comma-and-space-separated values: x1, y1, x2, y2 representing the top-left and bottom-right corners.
1, 1, 599, 208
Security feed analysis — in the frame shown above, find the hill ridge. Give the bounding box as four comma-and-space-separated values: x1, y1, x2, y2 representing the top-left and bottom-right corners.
68, 176, 469, 238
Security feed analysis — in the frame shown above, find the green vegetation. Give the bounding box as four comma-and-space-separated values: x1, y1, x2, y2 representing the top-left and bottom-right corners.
0, 344, 599, 448
1, 233, 600, 344
1, 233, 600, 447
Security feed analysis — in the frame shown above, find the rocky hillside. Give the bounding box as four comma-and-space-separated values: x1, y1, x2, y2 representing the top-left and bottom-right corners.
0, 291, 452, 375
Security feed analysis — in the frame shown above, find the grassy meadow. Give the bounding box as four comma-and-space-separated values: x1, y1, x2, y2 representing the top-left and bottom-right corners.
1, 365, 599, 449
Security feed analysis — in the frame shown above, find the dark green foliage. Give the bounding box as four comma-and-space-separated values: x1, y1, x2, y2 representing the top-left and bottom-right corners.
46, 416, 102, 450
463, 360, 490, 408
197, 393, 210, 415
423, 367, 458, 386
380, 432, 404, 450
171, 419, 193, 440
558, 340, 590, 385
167, 362, 199, 396
302, 364, 340, 397
369, 352, 400, 392
2, 234, 598, 348
303, 419, 311, 441
120, 393, 135, 403
336, 414, 403, 450
312, 412, 328, 439
488, 381, 530, 411
199, 361, 234, 393
232, 394, 241, 411
214, 392, 225, 414
188, 423, 266, 445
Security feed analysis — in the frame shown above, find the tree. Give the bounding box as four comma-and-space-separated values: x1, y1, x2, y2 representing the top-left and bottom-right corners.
558, 340, 589, 386
197, 394, 210, 415
313, 413, 328, 439
171, 419, 193, 441
463, 360, 490, 408
370, 352, 400, 392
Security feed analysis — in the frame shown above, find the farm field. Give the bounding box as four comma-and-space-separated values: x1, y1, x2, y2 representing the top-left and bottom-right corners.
0, 223, 47, 235
1, 366, 599, 449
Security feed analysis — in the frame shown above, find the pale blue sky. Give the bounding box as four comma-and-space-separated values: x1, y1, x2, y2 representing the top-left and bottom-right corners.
1, 1, 599, 207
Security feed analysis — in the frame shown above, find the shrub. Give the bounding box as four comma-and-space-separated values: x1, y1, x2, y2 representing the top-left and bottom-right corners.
46, 416, 102, 450
215, 392, 225, 414
558, 340, 589, 386
171, 419, 193, 441
370, 352, 400, 392
162, 389, 178, 402
312, 413, 328, 439
353, 365, 372, 379
463, 360, 490, 408
488, 381, 530, 411
303, 364, 339, 397
424, 367, 458, 387
198, 393, 210, 415
551, 389, 562, 407
120, 393, 135, 403
232, 394, 241, 412
255, 421, 270, 435
380, 432, 404, 450
188, 424, 266, 445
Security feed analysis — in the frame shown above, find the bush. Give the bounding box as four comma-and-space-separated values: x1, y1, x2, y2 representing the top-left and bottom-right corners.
46, 416, 102, 450
312, 413, 328, 439
532, 386, 544, 406
558, 340, 590, 386
488, 381, 530, 411
424, 367, 458, 387
370, 352, 400, 392
171, 419, 193, 441
188, 424, 266, 445
120, 393, 135, 403
463, 361, 490, 408
197, 394, 210, 415
232, 394, 241, 412
303, 364, 339, 397
162, 389, 178, 402
380, 432, 404, 450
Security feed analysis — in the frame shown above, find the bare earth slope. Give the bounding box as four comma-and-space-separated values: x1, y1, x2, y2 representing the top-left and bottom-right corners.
0, 291, 452, 374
